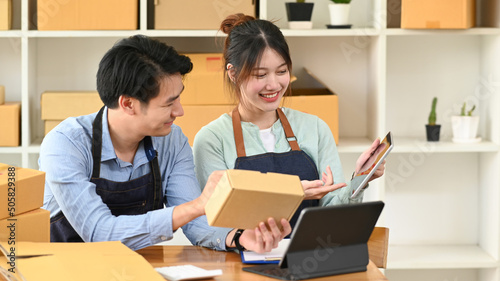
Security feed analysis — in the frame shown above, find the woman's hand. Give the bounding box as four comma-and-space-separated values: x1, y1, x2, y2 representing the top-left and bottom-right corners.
237, 218, 292, 254
355, 139, 386, 182
301, 165, 346, 200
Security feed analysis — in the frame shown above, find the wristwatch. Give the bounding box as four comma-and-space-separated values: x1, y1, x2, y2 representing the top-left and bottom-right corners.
231, 229, 246, 252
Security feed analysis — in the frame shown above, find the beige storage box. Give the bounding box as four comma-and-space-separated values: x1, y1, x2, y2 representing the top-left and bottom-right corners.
401, 0, 475, 29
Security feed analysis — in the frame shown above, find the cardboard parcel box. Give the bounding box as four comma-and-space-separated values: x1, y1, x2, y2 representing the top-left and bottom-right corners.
0, 0, 11, 30
0, 241, 165, 281
155, 0, 256, 30
41, 91, 103, 135
205, 170, 304, 229
175, 104, 233, 146
182, 53, 232, 105
37, 0, 138, 30
0, 208, 50, 242
286, 68, 339, 144
401, 0, 476, 29
0, 102, 20, 146
0, 164, 45, 220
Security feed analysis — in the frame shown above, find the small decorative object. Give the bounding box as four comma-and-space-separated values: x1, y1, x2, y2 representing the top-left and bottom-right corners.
285, 0, 314, 29
327, 0, 352, 29
426, 97, 441, 141
451, 102, 480, 143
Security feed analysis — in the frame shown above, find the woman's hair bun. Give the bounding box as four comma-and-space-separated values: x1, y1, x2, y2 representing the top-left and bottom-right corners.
220, 13, 256, 34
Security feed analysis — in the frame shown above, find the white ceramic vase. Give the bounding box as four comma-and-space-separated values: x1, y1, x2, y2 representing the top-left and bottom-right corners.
328, 3, 351, 25
451, 115, 480, 143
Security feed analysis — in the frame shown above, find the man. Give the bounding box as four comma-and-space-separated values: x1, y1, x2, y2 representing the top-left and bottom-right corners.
40, 35, 290, 252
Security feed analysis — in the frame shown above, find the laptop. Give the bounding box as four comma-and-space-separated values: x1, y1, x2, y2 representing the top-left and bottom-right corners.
242, 201, 385, 280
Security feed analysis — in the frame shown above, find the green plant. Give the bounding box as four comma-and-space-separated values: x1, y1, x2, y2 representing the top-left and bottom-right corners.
330, 0, 352, 3
296, 0, 306, 2
460, 102, 476, 116
428, 97, 437, 125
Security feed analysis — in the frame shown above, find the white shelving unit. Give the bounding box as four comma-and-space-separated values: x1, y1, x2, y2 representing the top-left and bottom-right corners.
1, 0, 499, 280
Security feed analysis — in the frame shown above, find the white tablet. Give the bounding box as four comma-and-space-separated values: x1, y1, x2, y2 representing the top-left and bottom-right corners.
350, 132, 393, 199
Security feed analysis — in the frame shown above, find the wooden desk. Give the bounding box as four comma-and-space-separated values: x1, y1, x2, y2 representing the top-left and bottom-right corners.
137, 246, 388, 281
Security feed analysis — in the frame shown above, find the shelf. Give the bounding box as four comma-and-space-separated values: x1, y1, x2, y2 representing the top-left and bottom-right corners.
336, 137, 499, 154
391, 138, 499, 153
281, 28, 380, 37
26, 29, 228, 38
388, 245, 499, 269
385, 28, 500, 36
0, 30, 22, 38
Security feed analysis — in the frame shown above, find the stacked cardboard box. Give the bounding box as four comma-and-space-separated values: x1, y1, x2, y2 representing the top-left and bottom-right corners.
37, 0, 138, 30
0, 85, 20, 146
0, 164, 48, 242
0, 0, 10, 30
154, 0, 256, 30
41, 91, 103, 135
402, 0, 476, 29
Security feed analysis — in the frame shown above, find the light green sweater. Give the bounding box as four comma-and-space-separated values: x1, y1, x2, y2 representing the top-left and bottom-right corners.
192, 108, 363, 206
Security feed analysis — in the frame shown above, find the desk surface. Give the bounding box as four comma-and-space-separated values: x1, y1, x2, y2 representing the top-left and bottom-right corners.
137, 245, 388, 281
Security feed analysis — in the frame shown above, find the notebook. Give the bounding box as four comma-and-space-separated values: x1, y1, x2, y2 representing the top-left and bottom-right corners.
242, 201, 385, 280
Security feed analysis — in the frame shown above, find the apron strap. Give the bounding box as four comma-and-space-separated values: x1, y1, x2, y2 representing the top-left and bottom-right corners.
232, 107, 247, 157
91, 106, 106, 178
276, 108, 301, 151
232, 107, 301, 157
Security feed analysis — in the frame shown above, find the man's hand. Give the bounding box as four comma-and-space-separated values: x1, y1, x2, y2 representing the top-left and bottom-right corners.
229, 218, 292, 254
301, 165, 346, 200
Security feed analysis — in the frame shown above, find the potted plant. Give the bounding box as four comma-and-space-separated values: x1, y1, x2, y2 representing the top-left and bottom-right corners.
285, 0, 314, 29
327, 0, 352, 28
451, 102, 480, 143
426, 97, 441, 141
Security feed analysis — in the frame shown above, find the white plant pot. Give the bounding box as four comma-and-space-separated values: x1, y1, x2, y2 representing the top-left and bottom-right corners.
451, 115, 480, 143
328, 3, 351, 25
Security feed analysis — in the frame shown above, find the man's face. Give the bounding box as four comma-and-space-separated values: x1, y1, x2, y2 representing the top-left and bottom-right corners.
136, 74, 184, 136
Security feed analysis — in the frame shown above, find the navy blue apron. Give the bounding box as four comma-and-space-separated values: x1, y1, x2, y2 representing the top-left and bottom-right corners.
50, 106, 164, 242
231, 107, 319, 229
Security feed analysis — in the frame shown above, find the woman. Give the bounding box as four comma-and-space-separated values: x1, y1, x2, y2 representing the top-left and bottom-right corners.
193, 14, 384, 228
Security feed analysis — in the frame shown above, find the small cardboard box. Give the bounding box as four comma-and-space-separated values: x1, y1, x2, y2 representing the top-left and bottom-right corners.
41, 91, 103, 120
37, 0, 138, 30
0, 0, 10, 30
0, 102, 20, 146
182, 53, 232, 105
287, 68, 339, 144
205, 169, 304, 229
401, 0, 476, 29
0, 165, 45, 220
176, 104, 233, 146
0, 208, 50, 242
0, 85, 5, 104
0, 241, 166, 281
155, 0, 256, 30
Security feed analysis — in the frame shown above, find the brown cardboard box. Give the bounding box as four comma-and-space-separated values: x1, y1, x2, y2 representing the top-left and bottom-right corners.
41, 91, 103, 120
0, 102, 20, 146
287, 68, 339, 144
182, 53, 232, 105
401, 0, 476, 29
37, 0, 138, 30
205, 169, 304, 229
0, 84, 5, 104
175, 104, 233, 146
0, 208, 50, 242
0, 0, 10, 30
0, 241, 165, 281
0, 165, 45, 220
44, 120, 62, 136
155, 0, 256, 30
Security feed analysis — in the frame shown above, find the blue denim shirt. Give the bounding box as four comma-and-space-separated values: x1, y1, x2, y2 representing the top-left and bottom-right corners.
40, 108, 230, 250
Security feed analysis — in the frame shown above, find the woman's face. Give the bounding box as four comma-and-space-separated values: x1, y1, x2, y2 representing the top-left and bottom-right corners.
239, 48, 290, 115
